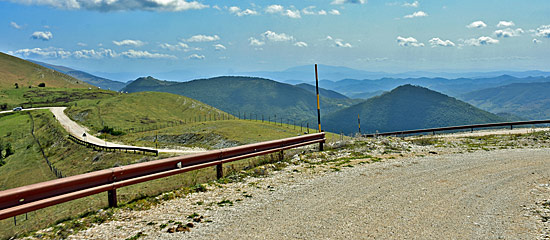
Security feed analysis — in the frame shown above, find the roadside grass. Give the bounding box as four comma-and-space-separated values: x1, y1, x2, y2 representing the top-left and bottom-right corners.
0, 88, 117, 110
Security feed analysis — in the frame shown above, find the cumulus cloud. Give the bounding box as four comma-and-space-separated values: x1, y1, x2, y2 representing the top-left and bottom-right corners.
10, 47, 117, 59
404, 11, 427, 18
265, 5, 301, 18
535, 25, 550, 38
497, 21, 515, 28
159, 42, 189, 51
494, 28, 524, 38
228, 6, 258, 16
9, 0, 209, 12
331, 0, 366, 5
533, 39, 542, 44
31, 31, 53, 41
185, 34, 220, 42
467, 21, 487, 29
121, 49, 177, 59
318, 10, 327, 15
329, 9, 340, 15
187, 53, 205, 60
326, 36, 352, 48
294, 41, 308, 47
10, 21, 22, 29
402, 1, 419, 7
262, 31, 294, 42
213, 44, 226, 50
112, 39, 146, 47
302, 6, 315, 15
429, 38, 455, 47
396, 36, 424, 47
463, 36, 499, 46
248, 37, 265, 46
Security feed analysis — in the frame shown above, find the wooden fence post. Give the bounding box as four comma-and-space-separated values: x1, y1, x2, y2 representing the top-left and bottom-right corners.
216, 163, 223, 179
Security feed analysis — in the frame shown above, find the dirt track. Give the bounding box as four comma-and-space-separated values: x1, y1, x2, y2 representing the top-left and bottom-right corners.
174, 149, 548, 239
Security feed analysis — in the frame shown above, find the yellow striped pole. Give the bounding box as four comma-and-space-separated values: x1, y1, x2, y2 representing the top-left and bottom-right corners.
315, 64, 322, 133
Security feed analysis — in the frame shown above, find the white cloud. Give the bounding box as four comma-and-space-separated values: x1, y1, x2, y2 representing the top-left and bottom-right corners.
494, 28, 524, 38
464, 36, 499, 46
404, 11, 427, 18
402, 1, 419, 7
302, 6, 316, 15
188, 53, 205, 60
228, 6, 258, 16
265, 5, 301, 18
77, 42, 87, 47
429, 38, 455, 47
212, 5, 221, 10
318, 10, 327, 15
331, 0, 366, 5
213, 44, 226, 50
112, 39, 146, 47
467, 21, 487, 29
262, 31, 294, 42
326, 36, 352, 48
121, 49, 177, 59
185, 34, 220, 42
10, 21, 22, 29
159, 42, 189, 51
497, 21, 515, 28
31, 31, 53, 41
283, 9, 301, 18
265, 4, 284, 13
10, 0, 209, 12
535, 25, 550, 38
329, 9, 340, 15
10, 47, 117, 59
533, 39, 542, 44
294, 41, 308, 47
396, 36, 424, 47
248, 37, 265, 46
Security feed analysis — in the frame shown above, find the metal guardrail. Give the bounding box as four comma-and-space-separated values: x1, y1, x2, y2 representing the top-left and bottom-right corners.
0, 132, 325, 220
68, 134, 159, 156
362, 120, 550, 137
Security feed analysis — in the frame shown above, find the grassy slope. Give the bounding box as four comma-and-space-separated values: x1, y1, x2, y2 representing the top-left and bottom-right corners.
0, 52, 90, 89
66, 91, 229, 133
0, 88, 118, 110
323, 85, 506, 134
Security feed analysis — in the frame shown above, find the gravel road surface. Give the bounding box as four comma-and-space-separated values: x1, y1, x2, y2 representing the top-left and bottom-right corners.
70, 148, 550, 239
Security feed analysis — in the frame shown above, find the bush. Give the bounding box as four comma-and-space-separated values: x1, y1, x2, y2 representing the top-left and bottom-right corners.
100, 126, 125, 136
0, 103, 7, 110
38, 83, 46, 87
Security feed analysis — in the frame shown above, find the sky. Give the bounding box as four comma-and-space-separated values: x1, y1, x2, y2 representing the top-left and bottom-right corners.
1, 0, 549, 80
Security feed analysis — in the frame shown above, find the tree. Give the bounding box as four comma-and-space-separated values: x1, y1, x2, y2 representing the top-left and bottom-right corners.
14, 83, 18, 89
38, 83, 46, 87
4, 143, 13, 158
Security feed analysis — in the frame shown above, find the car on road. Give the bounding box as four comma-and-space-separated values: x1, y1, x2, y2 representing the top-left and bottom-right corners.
12, 107, 23, 111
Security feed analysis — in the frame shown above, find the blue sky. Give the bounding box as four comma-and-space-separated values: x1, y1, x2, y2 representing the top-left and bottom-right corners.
1, 0, 549, 80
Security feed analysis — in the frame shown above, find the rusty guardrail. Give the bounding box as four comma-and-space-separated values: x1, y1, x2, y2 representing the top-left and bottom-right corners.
362, 119, 550, 137
0, 133, 325, 220
68, 134, 159, 156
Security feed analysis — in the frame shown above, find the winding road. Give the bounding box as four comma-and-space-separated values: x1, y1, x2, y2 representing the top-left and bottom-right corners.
0, 107, 205, 154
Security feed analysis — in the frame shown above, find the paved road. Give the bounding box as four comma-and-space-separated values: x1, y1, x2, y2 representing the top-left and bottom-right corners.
186, 149, 549, 239
1, 107, 204, 154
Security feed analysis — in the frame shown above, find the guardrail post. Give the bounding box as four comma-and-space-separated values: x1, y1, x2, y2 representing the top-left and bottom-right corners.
216, 163, 223, 179
510, 125, 513, 130
278, 150, 284, 161
108, 189, 117, 208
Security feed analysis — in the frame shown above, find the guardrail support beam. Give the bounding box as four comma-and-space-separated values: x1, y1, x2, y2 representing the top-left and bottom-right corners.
108, 189, 117, 208
319, 142, 324, 151
216, 164, 223, 179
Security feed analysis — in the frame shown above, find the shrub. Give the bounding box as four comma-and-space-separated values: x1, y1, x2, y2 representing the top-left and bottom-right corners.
38, 83, 46, 87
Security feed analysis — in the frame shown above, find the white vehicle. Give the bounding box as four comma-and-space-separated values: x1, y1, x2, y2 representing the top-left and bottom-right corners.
12, 107, 23, 111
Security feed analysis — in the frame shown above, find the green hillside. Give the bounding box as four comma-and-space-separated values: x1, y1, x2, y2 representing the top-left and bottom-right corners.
0, 52, 90, 89
460, 82, 550, 120
322, 85, 506, 134
294, 83, 349, 99
66, 91, 229, 133
122, 76, 359, 122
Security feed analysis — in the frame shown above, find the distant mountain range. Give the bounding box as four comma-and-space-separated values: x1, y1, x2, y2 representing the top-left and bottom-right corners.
28, 60, 127, 91
122, 76, 361, 122
0, 52, 89, 89
460, 82, 550, 120
319, 75, 550, 98
322, 85, 507, 134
